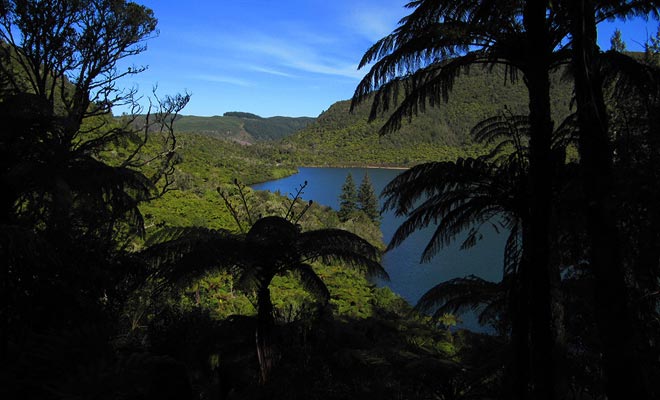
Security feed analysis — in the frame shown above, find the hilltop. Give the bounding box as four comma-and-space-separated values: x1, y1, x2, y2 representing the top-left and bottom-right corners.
171, 112, 315, 143
120, 112, 315, 144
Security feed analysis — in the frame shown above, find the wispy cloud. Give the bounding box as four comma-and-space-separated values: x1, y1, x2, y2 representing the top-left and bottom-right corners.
247, 65, 295, 78
346, 3, 403, 42
180, 28, 364, 80
238, 34, 364, 79
192, 74, 255, 87
285, 58, 363, 80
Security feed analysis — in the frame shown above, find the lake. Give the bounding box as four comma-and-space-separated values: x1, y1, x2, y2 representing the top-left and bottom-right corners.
253, 167, 507, 331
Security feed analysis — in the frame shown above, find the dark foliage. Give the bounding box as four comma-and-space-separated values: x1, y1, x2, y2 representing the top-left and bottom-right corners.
357, 173, 380, 223
338, 172, 357, 222
358, 1, 660, 399
1, 1, 192, 397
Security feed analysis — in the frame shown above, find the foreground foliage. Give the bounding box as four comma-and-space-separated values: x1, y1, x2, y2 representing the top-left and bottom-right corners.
354, 1, 660, 399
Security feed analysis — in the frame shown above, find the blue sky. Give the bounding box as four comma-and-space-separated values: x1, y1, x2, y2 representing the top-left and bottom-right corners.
116, 1, 659, 118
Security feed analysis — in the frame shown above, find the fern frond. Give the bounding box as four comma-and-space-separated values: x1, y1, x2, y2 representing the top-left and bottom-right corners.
291, 263, 331, 304
600, 50, 660, 100
298, 228, 387, 280
415, 275, 503, 322
377, 54, 482, 135
503, 221, 523, 277
141, 227, 242, 287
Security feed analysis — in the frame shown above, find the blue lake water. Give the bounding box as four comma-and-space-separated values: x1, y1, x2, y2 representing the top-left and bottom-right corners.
252, 167, 506, 331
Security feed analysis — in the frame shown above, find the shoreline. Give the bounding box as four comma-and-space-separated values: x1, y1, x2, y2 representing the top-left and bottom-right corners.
249, 164, 409, 185
300, 164, 410, 170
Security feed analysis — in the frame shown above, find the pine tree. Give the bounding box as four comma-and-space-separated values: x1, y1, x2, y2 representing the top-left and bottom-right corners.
610, 28, 626, 52
357, 173, 379, 222
338, 173, 357, 222
645, 24, 660, 66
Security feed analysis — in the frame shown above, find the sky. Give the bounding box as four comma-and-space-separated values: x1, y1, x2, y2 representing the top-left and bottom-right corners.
115, 1, 660, 118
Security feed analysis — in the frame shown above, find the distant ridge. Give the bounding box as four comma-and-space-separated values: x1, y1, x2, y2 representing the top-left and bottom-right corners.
122, 112, 315, 144
223, 111, 262, 119
172, 113, 315, 143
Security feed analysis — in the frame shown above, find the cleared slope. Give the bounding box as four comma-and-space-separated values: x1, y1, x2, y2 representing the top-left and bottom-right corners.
172, 113, 315, 142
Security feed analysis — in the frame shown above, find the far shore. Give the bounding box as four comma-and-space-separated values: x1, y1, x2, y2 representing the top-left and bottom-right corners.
249, 164, 409, 186
300, 164, 410, 170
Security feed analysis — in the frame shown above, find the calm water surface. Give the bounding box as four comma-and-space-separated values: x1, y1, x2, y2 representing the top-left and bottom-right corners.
253, 167, 506, 331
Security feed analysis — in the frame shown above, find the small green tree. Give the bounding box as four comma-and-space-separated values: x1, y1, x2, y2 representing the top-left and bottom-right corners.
645, 24, 660, 66
357, 173, 379, 223
338, 173, 357, 222
610, 28, 626, 52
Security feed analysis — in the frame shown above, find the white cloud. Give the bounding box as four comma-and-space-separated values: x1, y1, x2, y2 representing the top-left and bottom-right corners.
178, 27, 365, 79
247, 65, 296, 78
346, 2, 406, 42
238, 34, 364, 79
192, 74, 255, 87
286, 58, 363, 79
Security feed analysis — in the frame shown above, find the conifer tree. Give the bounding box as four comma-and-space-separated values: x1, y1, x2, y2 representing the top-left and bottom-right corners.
610, 28, 626, 52
645, 24, 660, 66
358, 173, 379, 222
338, 173, 357, 221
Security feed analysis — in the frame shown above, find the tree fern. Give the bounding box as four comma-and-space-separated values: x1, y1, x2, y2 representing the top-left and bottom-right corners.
141, 215, 385, 383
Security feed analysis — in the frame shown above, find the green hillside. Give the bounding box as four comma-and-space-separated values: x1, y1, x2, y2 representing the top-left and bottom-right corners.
138, 131, 297, 230
170, 112, 315, 142
282, 65, 574, 167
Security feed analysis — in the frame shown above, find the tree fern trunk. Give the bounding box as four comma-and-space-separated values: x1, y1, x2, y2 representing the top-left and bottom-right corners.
523, 2, 566, 399
570, 1, 647, 398
255, 286, 275, 385
506, 245, 530, 400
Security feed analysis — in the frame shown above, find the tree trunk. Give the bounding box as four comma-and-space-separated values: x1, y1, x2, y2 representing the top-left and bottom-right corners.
522, 2, 566, 399
255, 286, 275, 385
570, 1, 647, 398
505, 240, 530, 400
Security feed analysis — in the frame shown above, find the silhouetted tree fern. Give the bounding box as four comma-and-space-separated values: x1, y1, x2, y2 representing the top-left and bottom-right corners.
351, 3, 573, 396
143, 210, 387, 384
353, 2, 660, 397
567, 2, 660, 398
383, 109, 578, 398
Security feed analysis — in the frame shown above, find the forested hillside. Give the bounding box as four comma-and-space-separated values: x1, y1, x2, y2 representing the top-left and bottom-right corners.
136, 132, 297, 229
154, 112, 314, 143
283, 65, 574, 166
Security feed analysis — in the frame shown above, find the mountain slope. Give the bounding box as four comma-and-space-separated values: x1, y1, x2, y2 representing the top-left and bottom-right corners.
282, 65, 573, 166
172, 113, 315, 143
